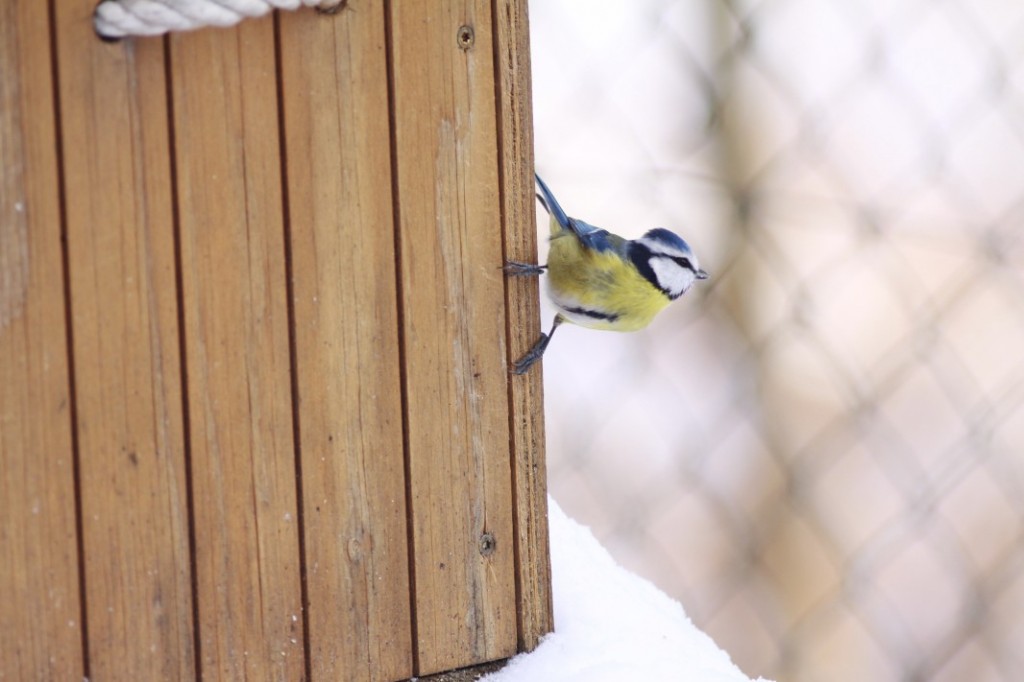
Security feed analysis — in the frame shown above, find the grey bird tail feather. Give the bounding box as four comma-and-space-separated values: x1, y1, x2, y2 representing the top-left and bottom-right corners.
535, 173, 571, 232
535, 173, 616, 253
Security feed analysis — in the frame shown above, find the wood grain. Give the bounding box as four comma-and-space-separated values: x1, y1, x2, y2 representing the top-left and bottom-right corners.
54, 1, 196, 677
9, 1, 548, 677
277, 7, 414, 681
387, 0, 518, 674
0, 1, 84, 678
492, 0, 553, 652
168, 18, 305, 681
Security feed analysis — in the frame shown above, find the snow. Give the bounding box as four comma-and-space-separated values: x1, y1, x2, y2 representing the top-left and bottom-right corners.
482, 499, 772, 682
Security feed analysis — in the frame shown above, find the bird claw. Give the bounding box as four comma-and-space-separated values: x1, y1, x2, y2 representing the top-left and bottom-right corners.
504, 261, 547, 276
511, 333, 550, 375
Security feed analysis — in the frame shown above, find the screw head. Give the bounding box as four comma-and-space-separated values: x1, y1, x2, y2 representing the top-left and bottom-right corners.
457, 25, 475, 50
479, 532, 496, 556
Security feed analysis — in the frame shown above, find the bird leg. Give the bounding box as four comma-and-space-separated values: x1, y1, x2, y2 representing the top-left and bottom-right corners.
512, 315, 563, 375
504, 261, 548, 276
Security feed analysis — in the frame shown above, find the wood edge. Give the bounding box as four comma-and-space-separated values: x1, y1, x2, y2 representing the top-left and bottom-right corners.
493, 0, 554, 652
413, 657, 510, 682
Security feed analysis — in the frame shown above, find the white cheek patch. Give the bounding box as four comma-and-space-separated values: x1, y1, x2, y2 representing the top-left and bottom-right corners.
650, 257, 696, 298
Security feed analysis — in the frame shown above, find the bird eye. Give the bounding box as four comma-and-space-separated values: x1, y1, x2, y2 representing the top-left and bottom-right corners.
672, 256, 694, 271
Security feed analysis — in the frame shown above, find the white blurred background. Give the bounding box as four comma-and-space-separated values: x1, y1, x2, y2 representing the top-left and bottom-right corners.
528, 2, 1024, 681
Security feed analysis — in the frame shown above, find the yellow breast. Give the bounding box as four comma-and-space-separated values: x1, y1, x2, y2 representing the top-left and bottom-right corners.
545, 229, 670, 332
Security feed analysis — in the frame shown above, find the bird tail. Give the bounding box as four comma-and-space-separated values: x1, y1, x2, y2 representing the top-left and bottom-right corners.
535, 173, 571, 236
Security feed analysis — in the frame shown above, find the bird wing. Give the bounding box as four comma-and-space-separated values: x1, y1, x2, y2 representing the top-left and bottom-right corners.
566, 218, 625, 255
536, 173, 626, 255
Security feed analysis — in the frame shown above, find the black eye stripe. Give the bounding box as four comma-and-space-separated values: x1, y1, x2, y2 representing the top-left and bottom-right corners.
666, 255, 694, 270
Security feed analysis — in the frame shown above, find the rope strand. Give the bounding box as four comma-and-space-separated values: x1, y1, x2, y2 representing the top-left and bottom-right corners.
93, 0, 334, 39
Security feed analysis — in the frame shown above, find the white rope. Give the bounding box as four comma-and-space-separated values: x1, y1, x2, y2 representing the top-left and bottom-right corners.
94, 0, 337, 39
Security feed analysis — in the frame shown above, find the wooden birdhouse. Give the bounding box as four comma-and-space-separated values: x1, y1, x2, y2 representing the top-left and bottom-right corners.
0, 0, 552, 679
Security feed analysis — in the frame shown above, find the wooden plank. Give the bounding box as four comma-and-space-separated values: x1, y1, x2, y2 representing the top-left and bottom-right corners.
168, 18, 305, 680
277, 7, 413, 681
0, 2, 84, 679
53, 1, 195, 678
492, 0, 553, 651
387, 0, 518, 674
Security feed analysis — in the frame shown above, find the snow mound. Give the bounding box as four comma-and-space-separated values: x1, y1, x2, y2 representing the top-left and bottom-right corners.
483, 499, 771, 682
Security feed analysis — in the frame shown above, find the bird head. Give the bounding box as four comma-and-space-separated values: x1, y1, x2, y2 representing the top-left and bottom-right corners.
630, 228, 709, 300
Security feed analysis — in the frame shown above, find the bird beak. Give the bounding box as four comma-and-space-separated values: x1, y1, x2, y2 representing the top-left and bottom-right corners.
696, 269, 709, 280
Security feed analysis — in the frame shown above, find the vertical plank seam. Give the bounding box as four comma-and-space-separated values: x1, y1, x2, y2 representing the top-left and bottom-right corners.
488, 0, 528, 652
383, 0, 421, 674
272, 12, 314, 682
161, 35, 203, 682
46, 0, 90, 674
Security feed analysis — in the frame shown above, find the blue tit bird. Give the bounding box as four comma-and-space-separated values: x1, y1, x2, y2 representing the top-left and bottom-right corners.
506, 173, 709, 375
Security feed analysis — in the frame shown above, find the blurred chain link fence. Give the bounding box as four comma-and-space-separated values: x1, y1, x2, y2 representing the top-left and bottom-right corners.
529, 1, 1024, 680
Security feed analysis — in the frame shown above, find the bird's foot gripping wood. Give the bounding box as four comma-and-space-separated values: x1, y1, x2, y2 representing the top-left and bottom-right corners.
504, 261, 547, 276
512, 334, 551, 375
511, 315, 563, 375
